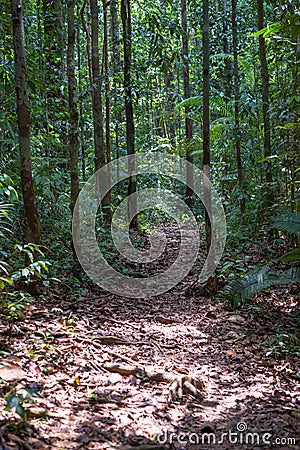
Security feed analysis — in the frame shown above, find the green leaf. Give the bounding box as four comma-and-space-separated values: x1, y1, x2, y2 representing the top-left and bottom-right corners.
219, 266, 300, 308
278, 248, 300, 263
6, 394, 20, 409
271, 213, 300, 236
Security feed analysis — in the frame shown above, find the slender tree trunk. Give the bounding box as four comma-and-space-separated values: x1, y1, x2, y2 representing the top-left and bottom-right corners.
43, 0, 67, 154
110, 0, 121, 184
77, 5, 86, 181
257, 0, 272, 186
181, 0, 193, 205
67, 0, 81, 274
102, 0, 112, 207
202, 0, 211, 253
222, 0, 231, 102
90, 0, 105, 171
80, 0, 93, 91
67, 0, 79, 214
192, 0, 201, 94
121, 0, 137, 230
165, 69, 176, 145
232, 0, 245, 214
90, 0, 111, 221
11, 0, 41, 245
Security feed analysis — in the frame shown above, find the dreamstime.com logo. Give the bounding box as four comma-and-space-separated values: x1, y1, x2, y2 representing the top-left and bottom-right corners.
72, 152, 227, 298
157, 422, 297, 446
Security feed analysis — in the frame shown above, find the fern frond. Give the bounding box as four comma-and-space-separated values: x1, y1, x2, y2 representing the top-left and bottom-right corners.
220, 266, 300, 308
176, 96, 232, 118
271, 213, 300, 235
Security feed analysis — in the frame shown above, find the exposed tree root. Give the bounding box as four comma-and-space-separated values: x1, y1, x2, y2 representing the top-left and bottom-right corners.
103, 362, 205, 401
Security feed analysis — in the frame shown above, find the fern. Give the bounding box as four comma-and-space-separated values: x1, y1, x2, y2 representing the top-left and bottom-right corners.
220, 212, 300, 308
176, 96, 232, 119
220, 266, 300, 308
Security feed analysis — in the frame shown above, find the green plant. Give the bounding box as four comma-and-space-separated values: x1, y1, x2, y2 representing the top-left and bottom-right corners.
220, 213, 300, 308
5, 387, 41, 422
0, 242, 51, 324
264, 332, 300, 358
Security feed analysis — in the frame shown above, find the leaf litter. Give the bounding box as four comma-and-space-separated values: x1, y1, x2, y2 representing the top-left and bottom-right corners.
0, 224, 299, 449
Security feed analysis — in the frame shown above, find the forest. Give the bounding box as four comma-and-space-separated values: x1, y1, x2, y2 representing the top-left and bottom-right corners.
0, 0, 299, 448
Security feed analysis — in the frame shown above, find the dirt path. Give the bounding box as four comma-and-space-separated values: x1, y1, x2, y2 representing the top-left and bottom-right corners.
0, 224, 299, 449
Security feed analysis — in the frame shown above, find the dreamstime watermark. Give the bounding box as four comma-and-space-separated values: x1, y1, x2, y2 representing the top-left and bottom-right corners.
72, 152, 227, 298
157, 422, 297, 446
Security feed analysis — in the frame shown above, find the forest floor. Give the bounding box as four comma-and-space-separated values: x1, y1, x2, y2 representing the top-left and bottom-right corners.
0, 224, 300, 450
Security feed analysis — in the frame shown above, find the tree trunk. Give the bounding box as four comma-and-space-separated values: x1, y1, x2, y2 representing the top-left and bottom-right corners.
90, 0, 111, 221
222, 0, 231, 102
121, 0, 137, 230
80, 0, 93, 91
43, 0, 67, 155
110, 0, 122, 185
77, 4, 86, 182
257, 0, 272, 186
67, 0, 79, 214
181, 0, 193, 205
11, 0, 41, 245
102, 0, 112, 206
90, 0, 105, 171
232, 0, 245, 214
67, 0, 81, 275
202, 0, 211, 253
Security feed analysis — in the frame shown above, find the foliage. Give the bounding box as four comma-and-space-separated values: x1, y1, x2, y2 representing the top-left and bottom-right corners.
220, 265, 299, 309
0, 176, 51, 324
271, 213, 300, 236
5, 387, 41, 422
250, 13, 300, 39
220, 213, 300, 308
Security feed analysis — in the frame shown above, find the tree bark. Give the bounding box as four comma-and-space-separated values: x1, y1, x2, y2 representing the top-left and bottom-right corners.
232, 0, 245, 214
11, 0, 41, 245
110, 0, 122, 185
67, 0, 79, 214
90, 0, 105, 171
90, 0, 111, 221
121, 0, 137, 230
43, 0, 67, 154
257, 0, 272, 185
202, 0, 211, 253
102, 0, 112, 207
181, 0, 193, 204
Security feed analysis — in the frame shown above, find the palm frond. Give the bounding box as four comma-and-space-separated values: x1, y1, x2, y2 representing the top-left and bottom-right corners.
271, 213, 300, 235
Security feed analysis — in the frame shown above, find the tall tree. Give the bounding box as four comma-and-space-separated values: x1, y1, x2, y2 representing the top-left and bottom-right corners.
257, 0, 272, 187
181, 0, 193, 205
110, 0, 122, 181
90, 0, 111, 221
103, 0, 111, 167
232, 0, 244, 214
42, 0, 66, 155
11, 0, 41, 245
67, 0, 79, 214
90, 0, 105, 172
102, 0, 112, 208
202, 0, 211, 253
121, 0, 137, 229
